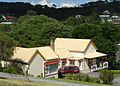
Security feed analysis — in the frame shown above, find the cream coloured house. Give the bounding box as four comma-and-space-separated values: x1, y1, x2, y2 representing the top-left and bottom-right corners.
13, 46, 59, 78
54, 38, 108, 73
11, 38, 108, 78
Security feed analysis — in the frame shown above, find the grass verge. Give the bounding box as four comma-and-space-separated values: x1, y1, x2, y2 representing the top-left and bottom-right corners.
0, 78, 61, 86
49, 78, 112, 86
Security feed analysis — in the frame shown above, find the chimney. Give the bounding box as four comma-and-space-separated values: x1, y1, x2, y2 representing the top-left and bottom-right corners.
50, 39, 55, 51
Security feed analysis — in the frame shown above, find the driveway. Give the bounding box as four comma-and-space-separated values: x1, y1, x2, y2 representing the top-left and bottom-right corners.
0, 72, 90, 86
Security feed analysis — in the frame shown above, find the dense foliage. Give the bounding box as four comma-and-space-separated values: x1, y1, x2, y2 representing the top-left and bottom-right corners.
71, 23, 120, 69
0, 31, 16, 61
9, 15, 72, 47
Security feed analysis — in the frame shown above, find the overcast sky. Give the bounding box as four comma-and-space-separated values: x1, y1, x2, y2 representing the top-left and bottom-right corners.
0, 0, 102, 7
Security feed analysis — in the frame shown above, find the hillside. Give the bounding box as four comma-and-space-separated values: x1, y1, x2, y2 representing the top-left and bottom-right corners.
0, 1, 120, 20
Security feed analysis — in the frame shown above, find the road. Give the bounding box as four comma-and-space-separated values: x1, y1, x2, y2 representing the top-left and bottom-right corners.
0, 72, 90, 86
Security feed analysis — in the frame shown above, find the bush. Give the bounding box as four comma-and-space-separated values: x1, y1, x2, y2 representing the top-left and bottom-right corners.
99, 69, 114, 84
64, 73, 101, 84
65, 74, 73, 80
75, 73, 81, 81
2, 67, 17, 74
89, 77, 100, 83
80, 74, 89, 82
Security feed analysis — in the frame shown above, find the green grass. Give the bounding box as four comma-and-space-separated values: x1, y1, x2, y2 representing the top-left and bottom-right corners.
49, 78, 112, 86
0, 78, 61, 86
98, 69, 120, 76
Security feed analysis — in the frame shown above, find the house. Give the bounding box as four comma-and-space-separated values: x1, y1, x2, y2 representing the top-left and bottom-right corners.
1, 15, 15, 21
11, 38, 108, 78
54, 38, 108, 73
99, 10, 110, 23
13, 46, 59, 78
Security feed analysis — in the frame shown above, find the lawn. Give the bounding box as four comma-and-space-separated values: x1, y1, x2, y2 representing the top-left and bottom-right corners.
50, 78, 112, 86
0, 78, 61, 86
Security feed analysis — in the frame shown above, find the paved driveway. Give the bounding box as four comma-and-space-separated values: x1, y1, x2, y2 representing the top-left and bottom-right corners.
0, 72, 90, 86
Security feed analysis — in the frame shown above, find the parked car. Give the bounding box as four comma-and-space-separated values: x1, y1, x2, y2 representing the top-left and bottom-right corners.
58, 66, 80, 78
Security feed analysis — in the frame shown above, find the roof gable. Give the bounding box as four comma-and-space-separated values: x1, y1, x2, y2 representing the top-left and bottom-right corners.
13, 47, 36, 63
13, 46, 58, 63
55, 38, 91, 52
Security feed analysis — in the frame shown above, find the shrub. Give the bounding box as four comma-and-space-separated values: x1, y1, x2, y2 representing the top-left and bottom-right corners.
2, 67, 17, 74
80, 74, 89, 82
75, 73, 81, 81
99, 69, 114, 84
89, 77, 100, 83
65, 74, 73, 80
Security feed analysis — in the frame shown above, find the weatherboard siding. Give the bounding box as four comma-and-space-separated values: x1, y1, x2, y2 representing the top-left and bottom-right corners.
85, 43, 96, 54
29, 53, 44, 77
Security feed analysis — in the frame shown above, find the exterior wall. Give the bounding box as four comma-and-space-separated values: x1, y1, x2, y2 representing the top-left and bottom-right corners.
83, 59, 90, 72
29, 53, 44, 77
85, 43, 96, 54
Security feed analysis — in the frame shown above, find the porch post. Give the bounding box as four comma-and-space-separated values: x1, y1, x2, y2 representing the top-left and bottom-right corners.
58, 60, 62, 68
75, 60, 79, 66
66, 59, 70, 66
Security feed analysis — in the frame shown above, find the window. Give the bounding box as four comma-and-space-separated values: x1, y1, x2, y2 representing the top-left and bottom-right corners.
62, 61, 66, 66
49, 64, 58, 73
70, 61, 74, 65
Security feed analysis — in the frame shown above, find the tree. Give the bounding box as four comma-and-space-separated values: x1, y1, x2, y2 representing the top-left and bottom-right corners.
10, 15, 72, 47
0, 32, 16, 61
26, 10, 37, 16
64, 17, 79, 26
72, 23, 120, 69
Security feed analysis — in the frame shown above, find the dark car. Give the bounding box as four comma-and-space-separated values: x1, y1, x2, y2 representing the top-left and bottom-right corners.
58, 66, 80, 78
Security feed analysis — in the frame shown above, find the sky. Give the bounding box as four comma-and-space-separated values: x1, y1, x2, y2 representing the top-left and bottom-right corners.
0, 0, 102, 7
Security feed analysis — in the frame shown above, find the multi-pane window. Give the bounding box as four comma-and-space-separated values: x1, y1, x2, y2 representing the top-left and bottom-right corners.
45, 64, 58, 74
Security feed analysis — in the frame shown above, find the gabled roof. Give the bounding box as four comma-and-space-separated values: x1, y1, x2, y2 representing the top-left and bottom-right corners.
37, 46, 58, 61
12, 46, 58, 63
13, 47, 36, 63
55, 38, 92, 52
